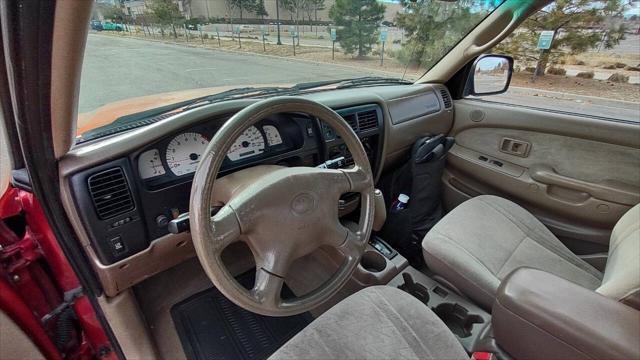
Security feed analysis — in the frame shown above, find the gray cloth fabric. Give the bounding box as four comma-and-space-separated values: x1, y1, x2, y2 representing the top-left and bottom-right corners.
423, 195, 603, 310
269, 286, 468, 360
597, 203, 640, 309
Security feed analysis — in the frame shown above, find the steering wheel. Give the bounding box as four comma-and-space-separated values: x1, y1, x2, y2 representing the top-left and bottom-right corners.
190, 97, 374, 317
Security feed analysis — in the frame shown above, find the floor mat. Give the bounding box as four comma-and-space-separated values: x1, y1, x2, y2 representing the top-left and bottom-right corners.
170, 272, 313, 360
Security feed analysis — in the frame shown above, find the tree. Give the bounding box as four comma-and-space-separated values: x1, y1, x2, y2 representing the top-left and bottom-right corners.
395, 0, 486, 68
495, 0, 630, 76
329, 0, 385, 58
281, 0, 307, 44
304, 0, 325, 32
146, 0, 184, 38
228, 0, 257, 21
96, 3, 126, 22
256, 0, 269, 21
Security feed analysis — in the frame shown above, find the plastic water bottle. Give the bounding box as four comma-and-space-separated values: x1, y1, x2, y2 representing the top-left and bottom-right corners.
390, 194, 410, 213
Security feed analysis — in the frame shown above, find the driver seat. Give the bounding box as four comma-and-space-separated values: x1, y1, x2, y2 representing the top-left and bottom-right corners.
269, 286, 468, 360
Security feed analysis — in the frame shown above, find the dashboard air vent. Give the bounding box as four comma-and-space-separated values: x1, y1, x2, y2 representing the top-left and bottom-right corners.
357, 110, 378, 131
342, 114, 358, 131
440, 89, 452, 109
88, 167, 134, 220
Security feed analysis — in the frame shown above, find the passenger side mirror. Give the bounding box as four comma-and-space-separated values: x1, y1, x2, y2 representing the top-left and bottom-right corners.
465, 54, 513, 96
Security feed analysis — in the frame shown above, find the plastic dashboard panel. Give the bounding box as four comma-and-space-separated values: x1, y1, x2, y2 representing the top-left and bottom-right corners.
59, 85, 453, 297
67, 104, 385, 265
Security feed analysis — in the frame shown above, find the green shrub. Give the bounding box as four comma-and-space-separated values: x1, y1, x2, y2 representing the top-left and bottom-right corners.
608, 73, 629, 83
546, 67, 566, 75
576, 71, 594, 79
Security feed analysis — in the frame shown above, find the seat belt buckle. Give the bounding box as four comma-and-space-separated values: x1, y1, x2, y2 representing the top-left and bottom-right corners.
471, 352, 496, 360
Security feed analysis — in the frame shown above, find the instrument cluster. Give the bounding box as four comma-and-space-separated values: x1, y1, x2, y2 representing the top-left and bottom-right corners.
136, 118, 296, 188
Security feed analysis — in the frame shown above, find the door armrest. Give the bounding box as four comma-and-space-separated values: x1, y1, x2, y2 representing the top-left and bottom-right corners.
493, 268, 640, 360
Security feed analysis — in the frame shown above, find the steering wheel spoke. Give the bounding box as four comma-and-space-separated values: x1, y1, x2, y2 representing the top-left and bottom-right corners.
251, 268, 285, 309
210, 205, 241, 251
336, 227, 365, 262
341, 165, 373, 193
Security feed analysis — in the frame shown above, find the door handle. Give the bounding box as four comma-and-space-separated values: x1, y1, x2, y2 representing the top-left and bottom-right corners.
500, 137, 530, 157
530, 165, 639, 205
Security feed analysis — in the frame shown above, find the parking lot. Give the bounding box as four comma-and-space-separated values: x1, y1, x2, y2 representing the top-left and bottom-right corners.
80, 34, 639, 122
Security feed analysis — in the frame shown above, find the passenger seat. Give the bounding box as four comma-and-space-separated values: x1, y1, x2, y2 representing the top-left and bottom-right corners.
422, 195, 639, 311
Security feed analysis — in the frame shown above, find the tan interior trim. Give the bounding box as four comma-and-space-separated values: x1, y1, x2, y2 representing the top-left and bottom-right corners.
50, 0, 91, 158
418, 0, 550, 83
0, 109, 11, 191
0, 311, 45, 360
97, 290, 159, 359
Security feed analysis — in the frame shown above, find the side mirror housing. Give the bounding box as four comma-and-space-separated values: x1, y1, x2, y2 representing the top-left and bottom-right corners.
465, 54, 513, 96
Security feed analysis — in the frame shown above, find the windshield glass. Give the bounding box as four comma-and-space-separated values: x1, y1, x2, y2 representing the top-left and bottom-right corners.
78, 0, 504, 138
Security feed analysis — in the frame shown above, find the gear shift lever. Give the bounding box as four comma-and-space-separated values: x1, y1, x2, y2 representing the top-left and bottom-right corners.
373, 189, 386, 231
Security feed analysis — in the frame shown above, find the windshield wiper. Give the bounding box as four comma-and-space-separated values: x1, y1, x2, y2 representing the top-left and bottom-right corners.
78, 78, 411, 143
292, 76, 412, 91
77, 86, 298, 143
182, 86, 294, 110
334, 76, 413, 89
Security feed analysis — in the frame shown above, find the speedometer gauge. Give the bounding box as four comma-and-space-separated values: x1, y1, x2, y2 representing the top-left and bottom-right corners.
166, 132, 209, 176
263, 125, 283, 146
227, 126, 265, 161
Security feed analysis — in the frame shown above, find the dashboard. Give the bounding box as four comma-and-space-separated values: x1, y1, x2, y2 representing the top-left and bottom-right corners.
60, 84, 454, 296
69, 104, 386, 265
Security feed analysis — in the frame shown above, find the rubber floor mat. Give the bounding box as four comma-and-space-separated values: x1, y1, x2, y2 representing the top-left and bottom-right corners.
170, 272, 313, 360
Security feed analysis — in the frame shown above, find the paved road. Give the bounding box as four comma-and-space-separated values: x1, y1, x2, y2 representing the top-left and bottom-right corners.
80, 34, 639, 122
79, 34, 386, 113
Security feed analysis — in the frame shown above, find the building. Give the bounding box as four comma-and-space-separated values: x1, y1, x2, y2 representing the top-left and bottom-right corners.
106, 0, 400, 23
122, 0, 147, 17
186, 0, 335, 22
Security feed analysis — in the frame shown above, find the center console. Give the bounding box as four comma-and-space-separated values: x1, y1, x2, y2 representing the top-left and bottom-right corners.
358, 222, 494, 355
388, 267, 491, 353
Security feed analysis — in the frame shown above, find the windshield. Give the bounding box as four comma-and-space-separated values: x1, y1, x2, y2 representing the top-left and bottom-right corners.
78, 0, 504, 138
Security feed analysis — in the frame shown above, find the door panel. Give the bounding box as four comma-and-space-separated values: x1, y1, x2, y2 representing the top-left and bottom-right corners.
444, 99, 640, 254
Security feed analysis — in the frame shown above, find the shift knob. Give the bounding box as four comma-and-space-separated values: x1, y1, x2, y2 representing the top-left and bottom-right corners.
373, 189, 386, 231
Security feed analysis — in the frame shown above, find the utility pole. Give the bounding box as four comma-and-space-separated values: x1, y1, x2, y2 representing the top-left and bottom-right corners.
276, 0, 282, 45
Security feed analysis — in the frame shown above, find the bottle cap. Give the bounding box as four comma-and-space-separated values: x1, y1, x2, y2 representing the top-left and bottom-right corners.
398, 194, 410, 203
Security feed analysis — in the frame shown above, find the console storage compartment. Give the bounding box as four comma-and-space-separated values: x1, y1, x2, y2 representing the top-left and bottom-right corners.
387, 267, 490, 352
494, 268, 640, 360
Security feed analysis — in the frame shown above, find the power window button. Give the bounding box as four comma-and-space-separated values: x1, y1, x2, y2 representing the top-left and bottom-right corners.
109, 236, 126, 255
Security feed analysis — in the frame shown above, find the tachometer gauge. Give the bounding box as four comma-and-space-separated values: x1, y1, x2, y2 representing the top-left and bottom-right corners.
227, 126, 265, 161
166, 132, 209, 176
138, 149, 166, 179
263, 125, 283, 146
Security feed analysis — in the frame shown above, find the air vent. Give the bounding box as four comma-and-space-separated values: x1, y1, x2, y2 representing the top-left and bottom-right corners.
88, 167, 134, 220
342, 114, 358, 131
440, 89, 452, 109
357, 110, 378, 131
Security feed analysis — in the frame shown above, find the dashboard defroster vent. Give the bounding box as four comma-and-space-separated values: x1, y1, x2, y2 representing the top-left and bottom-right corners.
440, 89, 452, 109
88, 167, 134, 220
357, 110, 378, 131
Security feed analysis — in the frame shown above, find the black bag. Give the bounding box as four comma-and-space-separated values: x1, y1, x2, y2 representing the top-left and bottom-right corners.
379, 135, 454, 267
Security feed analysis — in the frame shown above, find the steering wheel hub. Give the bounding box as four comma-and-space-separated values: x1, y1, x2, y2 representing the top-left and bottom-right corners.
291, 192, 316, 215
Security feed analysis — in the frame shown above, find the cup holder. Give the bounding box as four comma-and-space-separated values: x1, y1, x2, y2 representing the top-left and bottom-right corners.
398, 273, 430, 305
432, 303, 484, 338
360, 251, 387, 273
